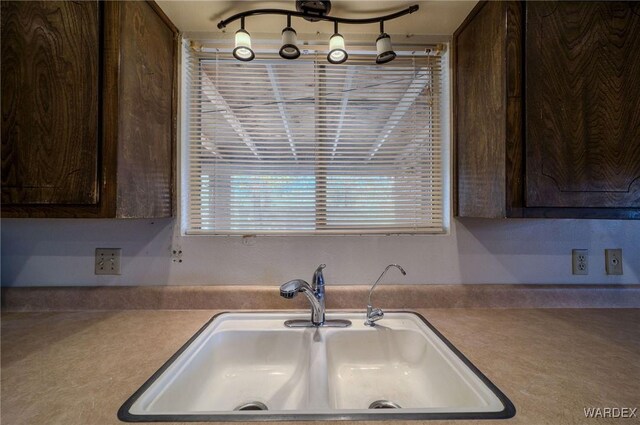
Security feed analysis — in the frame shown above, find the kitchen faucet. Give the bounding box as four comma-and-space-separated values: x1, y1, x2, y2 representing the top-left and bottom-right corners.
279, 264, 351, 328
365, 264, 407, 326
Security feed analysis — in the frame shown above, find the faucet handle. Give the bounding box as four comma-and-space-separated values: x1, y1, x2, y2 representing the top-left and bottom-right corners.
312, 264, 326, 287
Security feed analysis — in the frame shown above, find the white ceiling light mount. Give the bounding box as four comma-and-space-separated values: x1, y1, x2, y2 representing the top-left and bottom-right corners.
217, 1, 419, 64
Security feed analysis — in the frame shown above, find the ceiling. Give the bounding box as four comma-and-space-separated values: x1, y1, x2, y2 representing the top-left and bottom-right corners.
155, 1, 478, 37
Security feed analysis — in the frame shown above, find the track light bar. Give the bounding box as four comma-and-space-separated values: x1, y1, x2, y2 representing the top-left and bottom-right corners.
219, 3, 418, 64
217, 5, 419, 30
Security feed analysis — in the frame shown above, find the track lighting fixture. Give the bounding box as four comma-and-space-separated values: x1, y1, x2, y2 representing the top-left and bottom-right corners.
327, 22, 347, 64
233, 17, 255, 61
375, 21, 396, 64
217, 2, 419, 64
279, 15, 300, 60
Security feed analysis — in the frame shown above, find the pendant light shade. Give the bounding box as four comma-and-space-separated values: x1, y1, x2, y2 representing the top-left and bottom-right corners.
375, 33, 396, 64
233, 18, 255, 61
328, 23, 348, 64
233, 29, 254, 61
279, 16, 300, 60
280, 28, 300, 59
375, 22, 396, 64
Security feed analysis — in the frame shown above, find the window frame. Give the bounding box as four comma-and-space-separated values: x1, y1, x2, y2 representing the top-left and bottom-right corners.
180, 42, 450, 236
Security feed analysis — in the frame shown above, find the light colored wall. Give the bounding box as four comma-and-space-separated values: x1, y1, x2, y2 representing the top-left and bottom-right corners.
2, 218, 638, 286
3, 27, 638, 288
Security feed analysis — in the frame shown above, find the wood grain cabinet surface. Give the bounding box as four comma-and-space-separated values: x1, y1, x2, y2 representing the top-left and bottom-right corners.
1, 1, 178, 218
1, 1, 100, 206
454, 1, 640, 219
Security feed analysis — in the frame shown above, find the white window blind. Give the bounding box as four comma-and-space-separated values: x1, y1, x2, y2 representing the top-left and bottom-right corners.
185, 45, 444, 235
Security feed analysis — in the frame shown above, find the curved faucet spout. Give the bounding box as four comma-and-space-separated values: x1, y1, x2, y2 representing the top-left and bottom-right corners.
366, 264, 406, 326
367, 264, 406, 307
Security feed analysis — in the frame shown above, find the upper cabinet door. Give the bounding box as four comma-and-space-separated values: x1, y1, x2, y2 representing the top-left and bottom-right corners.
525, 1, 640, 208
1, 1, 99, 205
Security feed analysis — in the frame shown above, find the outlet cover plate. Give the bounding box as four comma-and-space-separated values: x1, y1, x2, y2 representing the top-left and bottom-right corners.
95, 248, 121, 275
605, 249, 623, 275
572, 249, 588, 275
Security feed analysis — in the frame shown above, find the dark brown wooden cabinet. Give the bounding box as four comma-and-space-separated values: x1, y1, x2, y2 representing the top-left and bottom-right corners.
1, 1, 178, 218
526, 1, 640, 209
1, 1, 100, 207
454, 1, 640, 219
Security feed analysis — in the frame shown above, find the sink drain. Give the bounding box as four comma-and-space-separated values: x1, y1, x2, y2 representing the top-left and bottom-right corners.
369, 400, 402, 409
234, 401, 268, 411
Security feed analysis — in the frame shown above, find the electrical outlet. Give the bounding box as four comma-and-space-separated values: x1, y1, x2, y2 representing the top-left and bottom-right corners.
95, 248, 121, 275
572, 249, 588, 275
605, 249, 623, 275
171, 247, 183, 263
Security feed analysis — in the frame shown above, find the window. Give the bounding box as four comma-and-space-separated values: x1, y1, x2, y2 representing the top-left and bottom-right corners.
184, 44, 444, 235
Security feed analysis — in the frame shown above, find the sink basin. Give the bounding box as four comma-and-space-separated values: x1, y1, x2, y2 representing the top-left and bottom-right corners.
146, 330, 311, 412
326, 326, 502, 412
119, 312, 515, 421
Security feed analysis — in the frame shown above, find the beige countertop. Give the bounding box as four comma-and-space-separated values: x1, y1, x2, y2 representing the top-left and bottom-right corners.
2, 308, 639, 425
